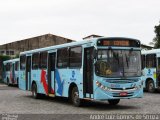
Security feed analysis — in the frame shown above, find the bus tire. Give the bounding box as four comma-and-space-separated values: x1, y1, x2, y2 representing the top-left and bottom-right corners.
17, 78, 19, 87
31, 83, 40, 99
71, 86, 81, 107
147, 80, 155, 93
108, 99, 120, 105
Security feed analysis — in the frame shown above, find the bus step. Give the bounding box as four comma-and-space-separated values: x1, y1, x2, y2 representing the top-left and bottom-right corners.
48, 94, 55, 97
83, 98, 93, 101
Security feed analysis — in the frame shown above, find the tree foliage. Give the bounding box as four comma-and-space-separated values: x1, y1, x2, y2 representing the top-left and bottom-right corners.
0, 55, 11, 61
150, 21, 160, 48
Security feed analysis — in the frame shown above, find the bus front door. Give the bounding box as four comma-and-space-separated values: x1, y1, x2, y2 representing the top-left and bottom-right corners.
26, 56, 31, 90
12, 63, 15, 84
83, 47, 94, 98
48, 52, 56, 96
157, 57, 160, 87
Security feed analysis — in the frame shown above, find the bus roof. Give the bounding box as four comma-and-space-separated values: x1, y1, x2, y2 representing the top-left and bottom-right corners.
141, 49, 160, 55
20, 37, 140, 55
3, 58, 20, 64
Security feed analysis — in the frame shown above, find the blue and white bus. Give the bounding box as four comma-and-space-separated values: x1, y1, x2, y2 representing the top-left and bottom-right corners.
142, 49, 160, 92
3, 58, 19, 86
19, 37, 143, 106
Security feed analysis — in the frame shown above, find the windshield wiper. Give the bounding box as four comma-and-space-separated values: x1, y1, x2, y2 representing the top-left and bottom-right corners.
125, 54, 129, 67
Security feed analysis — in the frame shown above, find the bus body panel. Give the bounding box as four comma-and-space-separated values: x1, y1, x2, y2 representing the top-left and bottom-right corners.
142, 49, 160, 90
32, 70, 45, 94
18, 37, 143, 102
93, 76, 143, 100
142, 68, 157, 88
55, 69, 83, 98
19, 71, 26, 90
3, 58, 19, 85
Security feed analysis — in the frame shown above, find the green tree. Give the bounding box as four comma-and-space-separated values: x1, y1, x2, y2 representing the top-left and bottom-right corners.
150, 21, 160, 48
0, 55, 11, 61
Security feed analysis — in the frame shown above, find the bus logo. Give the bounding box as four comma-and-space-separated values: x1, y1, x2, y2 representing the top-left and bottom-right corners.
72, 71, 75, 78
147, 69, 152, 76
70, 71, 76, 81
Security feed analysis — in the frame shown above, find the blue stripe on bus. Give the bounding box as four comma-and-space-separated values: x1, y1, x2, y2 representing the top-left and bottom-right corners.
55, 69, 64, 96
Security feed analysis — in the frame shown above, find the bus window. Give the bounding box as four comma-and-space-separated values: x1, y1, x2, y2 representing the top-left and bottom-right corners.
146, 54, 156, 68
20, 55, 26, 70
57, 48, 68, 68
32, 53, 39, 70
69, 46, 82, 68
40, 52, 47, 69
15, 61, 19, 71
6, 63, 11, 71
141, 55, 146, 69
157, 57, 160, 70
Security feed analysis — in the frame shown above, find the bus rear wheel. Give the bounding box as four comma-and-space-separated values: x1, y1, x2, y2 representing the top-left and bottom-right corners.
108, 99, 120, 105
71, 87, 81, 107
31, 83, 40, 99
147, 80, 155, 93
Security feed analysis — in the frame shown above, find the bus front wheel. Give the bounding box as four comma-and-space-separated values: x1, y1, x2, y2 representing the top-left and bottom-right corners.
31, 83, 40, 99
147, 80, 155, 93
108, 99, 120, 105
71, 87, 81, 107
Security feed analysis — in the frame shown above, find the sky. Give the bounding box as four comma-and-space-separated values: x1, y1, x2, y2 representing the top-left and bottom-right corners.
0, 0, 160, 46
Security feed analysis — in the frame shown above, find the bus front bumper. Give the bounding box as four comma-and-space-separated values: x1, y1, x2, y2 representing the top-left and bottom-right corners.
94, 87, 143, 100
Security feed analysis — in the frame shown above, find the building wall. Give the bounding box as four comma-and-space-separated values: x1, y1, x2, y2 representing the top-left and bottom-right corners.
0, 34, 74, 57
0, 34, 74, 79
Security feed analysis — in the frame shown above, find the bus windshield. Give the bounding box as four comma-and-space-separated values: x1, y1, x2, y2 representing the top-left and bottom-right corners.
95, 49, 141, 77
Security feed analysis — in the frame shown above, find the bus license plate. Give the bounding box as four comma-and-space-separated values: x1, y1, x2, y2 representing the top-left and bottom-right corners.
120, 92, 128, 96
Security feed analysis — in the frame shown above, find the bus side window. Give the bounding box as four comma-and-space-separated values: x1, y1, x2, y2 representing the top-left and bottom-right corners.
57, 48, 68, 68
141, 55, 146, 69
15, 61, 19, 71
69, 46, 82, 68
157, 57, 160, 70
20, 55, 26, 70
32, 53, 39, 70
40, 52, 47, 69
146, 54, 156, 68
6, 63, 11, 71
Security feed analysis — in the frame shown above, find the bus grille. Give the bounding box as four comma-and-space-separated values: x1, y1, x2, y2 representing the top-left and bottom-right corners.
112, 92, 134, 97
105, 79, 139, 83
111, 87, 135, 90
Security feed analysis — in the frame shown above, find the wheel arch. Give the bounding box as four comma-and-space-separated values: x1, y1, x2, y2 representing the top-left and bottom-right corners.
145, 78, 154, 88
68, 82, 78, 98
31, 80, 37, 91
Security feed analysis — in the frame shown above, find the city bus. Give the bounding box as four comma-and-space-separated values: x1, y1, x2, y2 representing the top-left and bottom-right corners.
142, 49, 160, 92
3, 58, 19, 86
19, 37, 143, 106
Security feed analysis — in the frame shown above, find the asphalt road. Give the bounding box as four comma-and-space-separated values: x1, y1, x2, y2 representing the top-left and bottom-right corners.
0, 83, 160, 120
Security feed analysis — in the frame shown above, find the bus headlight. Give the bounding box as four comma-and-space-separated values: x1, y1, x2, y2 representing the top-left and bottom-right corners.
96, 81, 101, 87
100, 85, 105, 90
135, 86, 139, 90
141, 80, 144, 86
139, 85, 142, 88
96, 81, 109, 91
